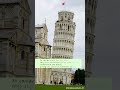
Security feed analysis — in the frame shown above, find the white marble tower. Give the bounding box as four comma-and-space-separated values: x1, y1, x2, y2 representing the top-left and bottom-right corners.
51, 11, 76, 84
52, 11, 76, 59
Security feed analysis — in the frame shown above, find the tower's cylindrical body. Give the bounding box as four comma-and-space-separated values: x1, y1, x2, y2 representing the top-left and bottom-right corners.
85, 0, 97, 77
51, 11, 76, 84
52, 11, 76, 59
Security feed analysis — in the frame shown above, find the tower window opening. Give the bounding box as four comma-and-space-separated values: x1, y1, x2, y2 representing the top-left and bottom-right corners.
23, 18, 24, 29
60, 24, 62, 29
44, 47, 46, 51
68, 26, 69, 30
68, 17, 70, 20
21, 51, 25, 59
87, 18, 89, 23
61, 16, 63, 21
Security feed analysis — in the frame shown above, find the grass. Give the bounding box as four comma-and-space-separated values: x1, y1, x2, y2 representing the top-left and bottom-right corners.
35, 84, 85, 90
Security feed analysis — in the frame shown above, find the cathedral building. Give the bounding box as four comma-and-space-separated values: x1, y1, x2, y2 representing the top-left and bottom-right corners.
35, 24, 52, 84
35, 24, 51, 59
85, 0, 97, 77
0, 0, 34, 77
51, 11, 76, 84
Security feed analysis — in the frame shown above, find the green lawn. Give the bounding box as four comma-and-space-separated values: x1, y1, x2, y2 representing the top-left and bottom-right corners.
35, 84, 85, 90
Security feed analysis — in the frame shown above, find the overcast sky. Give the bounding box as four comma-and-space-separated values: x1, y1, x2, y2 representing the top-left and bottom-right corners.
35, 0, 85, 69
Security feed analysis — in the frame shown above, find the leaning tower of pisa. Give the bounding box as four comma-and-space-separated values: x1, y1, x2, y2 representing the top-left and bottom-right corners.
52, 11, 76, 59
85, 0, 97, 77
51, 11, 76, 84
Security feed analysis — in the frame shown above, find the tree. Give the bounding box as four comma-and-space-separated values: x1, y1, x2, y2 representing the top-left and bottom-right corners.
73, 69, 85, 85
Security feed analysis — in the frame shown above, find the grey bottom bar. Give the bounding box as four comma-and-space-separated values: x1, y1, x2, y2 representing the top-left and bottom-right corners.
86, 78, 112, 90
